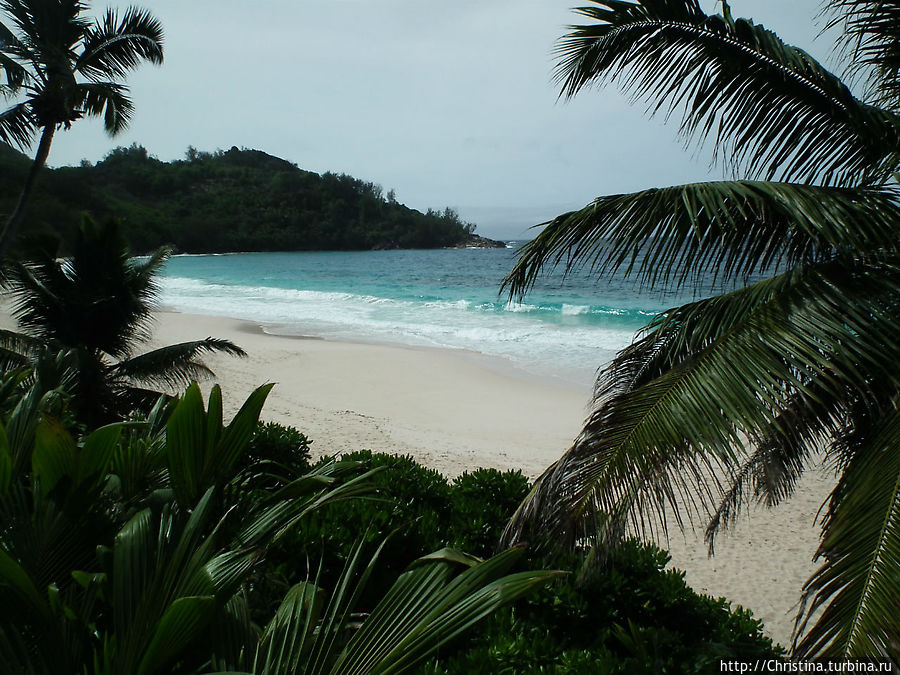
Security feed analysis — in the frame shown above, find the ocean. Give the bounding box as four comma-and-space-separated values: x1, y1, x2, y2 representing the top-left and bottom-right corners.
158, 247, 704, 389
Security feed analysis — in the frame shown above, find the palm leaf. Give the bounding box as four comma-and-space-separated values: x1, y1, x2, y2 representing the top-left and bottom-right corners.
0, 100, 34, 148
826, 0, 900, 109
556, 0, 900, 184
0, 329, 41, 371
242, 544, 560, 675
331, 547, 561, 675
112, 338, 247, 390
503, 180, 900, 298
0, 45, 27, 89
704, 388, 837, 553
793, 408, 900, 660
502, 259, 900, 550
7, 217, 164, 358
75, 80, 133, 135
76, 7, 163, 81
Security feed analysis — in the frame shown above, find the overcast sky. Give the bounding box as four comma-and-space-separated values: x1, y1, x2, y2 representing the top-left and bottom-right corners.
42, 0, 829, 239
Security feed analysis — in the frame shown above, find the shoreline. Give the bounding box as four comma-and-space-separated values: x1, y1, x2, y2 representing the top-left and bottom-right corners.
148, 309, 592, 479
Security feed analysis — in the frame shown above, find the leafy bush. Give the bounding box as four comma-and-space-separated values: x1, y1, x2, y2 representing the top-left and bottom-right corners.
262, 449, 779, 672
418, 540, 783, 674
246, 420, 313, 475
267, 453, 533, 609
267, 450, 453, 609
448, 468, 529, 557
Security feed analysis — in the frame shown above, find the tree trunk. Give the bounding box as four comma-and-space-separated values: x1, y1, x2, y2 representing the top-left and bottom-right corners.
0, 124, 56, 260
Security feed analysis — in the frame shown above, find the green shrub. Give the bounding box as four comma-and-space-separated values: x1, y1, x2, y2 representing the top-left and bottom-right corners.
418, 540, 783, 674
267, 453, 531, 608
448, 467, 529, 557
258, 447, 781, 671
267, 450, 453, 609
246, 420, 312, 475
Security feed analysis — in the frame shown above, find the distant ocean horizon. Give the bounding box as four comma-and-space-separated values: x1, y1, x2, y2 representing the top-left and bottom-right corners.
157, 248, 707, 389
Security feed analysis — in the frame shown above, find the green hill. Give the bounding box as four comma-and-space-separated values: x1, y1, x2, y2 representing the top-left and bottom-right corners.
0, 143, 484, 253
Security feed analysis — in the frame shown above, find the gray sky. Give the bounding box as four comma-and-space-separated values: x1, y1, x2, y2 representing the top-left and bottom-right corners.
43, 0, 829, 239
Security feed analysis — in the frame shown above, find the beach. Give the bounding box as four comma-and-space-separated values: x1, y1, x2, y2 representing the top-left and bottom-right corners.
147, 309, 832, 648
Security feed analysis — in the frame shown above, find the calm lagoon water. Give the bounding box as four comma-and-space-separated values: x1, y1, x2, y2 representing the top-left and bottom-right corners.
158, 247, 699, 388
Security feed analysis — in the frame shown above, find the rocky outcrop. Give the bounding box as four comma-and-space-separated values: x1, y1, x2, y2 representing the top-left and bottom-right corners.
452, 234, 506, 249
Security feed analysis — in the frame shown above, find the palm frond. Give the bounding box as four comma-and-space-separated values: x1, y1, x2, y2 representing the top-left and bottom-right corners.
0, 45, 27, 89
248, 543, 560, 675
793, 407, 900, 660
76, 7, 163, 81
503, 180, 900, 298
0, 328, 41, 371
130, 246, 171, 288
7, 258, 72, 346
112, 339, 247, 390
502, 259, 900, 551
557, 0, 900, 184
0, 100, 34, 148
75, 80, 132, 135
826, 0, 900, 110
704, 408, 826, 554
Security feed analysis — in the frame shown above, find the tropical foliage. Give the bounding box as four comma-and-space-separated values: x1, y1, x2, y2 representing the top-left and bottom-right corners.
263, 451, 780, 672
501, 0, 900, 660
0, 375, 557, 674
420, 541, 781, 674
0, 142, 483, 253
0, 0, 163, 256
0, 215, 245, 426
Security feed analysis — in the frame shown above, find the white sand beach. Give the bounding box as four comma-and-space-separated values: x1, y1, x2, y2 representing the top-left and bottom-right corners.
2, 305, 835, 647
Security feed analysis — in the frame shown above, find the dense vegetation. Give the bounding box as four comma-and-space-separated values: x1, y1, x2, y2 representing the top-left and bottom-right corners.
0, 142, 481, 253
0, 376, 565, 674
256, 444, 783, 674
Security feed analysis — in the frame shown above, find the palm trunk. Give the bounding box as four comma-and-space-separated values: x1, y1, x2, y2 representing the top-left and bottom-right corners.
0, 124, 56, 260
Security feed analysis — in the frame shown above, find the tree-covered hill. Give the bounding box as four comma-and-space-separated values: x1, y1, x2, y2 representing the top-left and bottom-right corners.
0, 143, 488, 253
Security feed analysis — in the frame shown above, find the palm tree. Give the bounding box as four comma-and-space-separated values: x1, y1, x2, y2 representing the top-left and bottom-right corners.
501, 0, 900, 660
0, 0, 163, 257
1, 215, 245, 427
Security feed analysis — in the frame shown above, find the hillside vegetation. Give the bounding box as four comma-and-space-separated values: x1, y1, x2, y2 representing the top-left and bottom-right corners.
0, 143, 481, 253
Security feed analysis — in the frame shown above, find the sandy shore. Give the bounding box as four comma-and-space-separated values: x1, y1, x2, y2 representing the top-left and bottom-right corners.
2, 306, 834, 647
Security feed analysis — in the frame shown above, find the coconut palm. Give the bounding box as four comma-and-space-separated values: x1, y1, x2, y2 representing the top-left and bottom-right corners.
1, 215, 245, 427
501, 0, 900, 660
0, 0, 163, 256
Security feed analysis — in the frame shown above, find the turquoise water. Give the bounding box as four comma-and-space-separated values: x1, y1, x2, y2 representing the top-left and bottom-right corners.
159, 248, 701, 388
